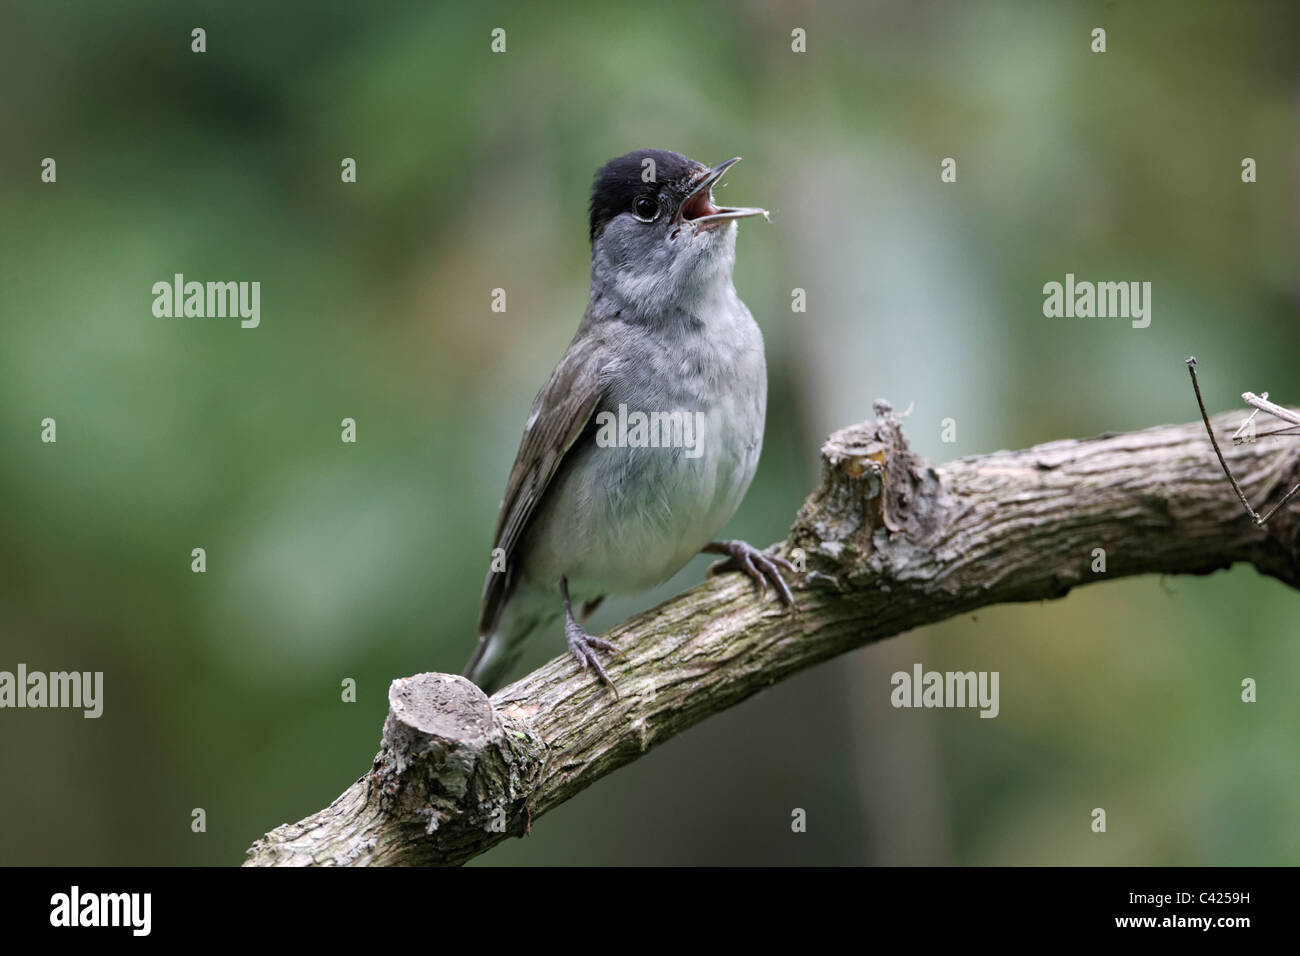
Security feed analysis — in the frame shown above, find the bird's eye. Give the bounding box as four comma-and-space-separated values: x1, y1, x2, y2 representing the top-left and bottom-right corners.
632, 196, 660, 222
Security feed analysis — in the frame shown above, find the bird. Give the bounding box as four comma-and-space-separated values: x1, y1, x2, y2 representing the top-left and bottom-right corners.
463, 148, 795, 695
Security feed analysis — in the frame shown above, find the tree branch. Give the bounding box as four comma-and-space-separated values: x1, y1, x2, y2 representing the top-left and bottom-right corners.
243, 405, 1300, 866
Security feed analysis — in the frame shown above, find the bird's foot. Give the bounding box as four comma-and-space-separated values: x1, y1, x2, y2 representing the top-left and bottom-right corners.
564, 616, 622, 695
704, 539, 797, 609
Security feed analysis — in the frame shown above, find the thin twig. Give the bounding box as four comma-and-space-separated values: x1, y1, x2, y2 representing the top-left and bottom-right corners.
1186, 356, 1263, 525
1243, 391, 1300, 427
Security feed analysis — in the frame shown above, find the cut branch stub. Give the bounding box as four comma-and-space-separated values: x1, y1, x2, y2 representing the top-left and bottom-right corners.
788, 403, 949, 589
375, 674, 544, 856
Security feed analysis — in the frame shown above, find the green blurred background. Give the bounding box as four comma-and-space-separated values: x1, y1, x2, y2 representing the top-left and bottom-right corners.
2, 0, 1297, 865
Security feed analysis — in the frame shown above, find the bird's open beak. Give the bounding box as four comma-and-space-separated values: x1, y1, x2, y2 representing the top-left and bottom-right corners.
678, 157, 769, 229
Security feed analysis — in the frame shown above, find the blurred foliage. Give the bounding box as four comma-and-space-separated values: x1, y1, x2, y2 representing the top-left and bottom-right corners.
0, 0, 1296, 865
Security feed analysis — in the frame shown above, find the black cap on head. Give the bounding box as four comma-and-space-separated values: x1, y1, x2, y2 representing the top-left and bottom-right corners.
588, 148, 703, 242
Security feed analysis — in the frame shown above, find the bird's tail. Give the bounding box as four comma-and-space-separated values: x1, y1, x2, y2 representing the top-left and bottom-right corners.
463, 633, 511, 695
465, 586, 568, 693
463, 620, 537, 695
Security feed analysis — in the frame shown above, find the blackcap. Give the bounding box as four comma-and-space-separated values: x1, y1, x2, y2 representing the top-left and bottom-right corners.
464, 148, 794, 694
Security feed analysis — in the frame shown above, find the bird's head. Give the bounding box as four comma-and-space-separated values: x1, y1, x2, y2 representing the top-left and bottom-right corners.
587, 149, 767, 316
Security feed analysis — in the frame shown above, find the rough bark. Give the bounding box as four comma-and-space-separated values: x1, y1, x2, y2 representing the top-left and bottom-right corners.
243, 404, 1300, 866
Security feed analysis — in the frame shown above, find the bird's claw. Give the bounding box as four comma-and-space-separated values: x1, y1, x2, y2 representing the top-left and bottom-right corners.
565, 618, 621, 695
706, 540, 798, 609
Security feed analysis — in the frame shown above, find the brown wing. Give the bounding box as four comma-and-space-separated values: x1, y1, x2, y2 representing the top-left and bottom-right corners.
477, 330, 606, 636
